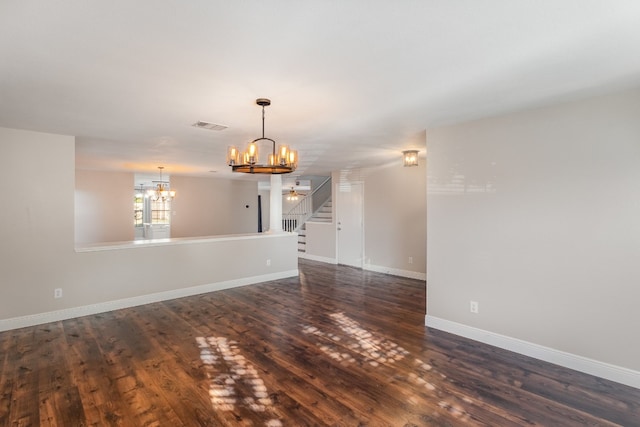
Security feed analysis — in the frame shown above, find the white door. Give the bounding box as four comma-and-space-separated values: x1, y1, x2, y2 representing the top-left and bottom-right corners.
337, 181, 363, 267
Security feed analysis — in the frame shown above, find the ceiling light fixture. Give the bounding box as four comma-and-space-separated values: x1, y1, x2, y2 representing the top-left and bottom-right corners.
402, 150, 419, 167
227, 98, 298, 174
147, 166, 176, 201
286, 187, 304, 201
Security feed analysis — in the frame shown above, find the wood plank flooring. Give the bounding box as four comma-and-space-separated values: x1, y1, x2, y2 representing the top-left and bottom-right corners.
1, 259, 639, 426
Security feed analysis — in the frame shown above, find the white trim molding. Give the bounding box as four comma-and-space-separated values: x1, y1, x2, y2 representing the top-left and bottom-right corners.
298, 253, 338, 264
425, 315, 640, 390
364, 263, 426, 281
0, 270, 298, 332
75, 232, 294, 252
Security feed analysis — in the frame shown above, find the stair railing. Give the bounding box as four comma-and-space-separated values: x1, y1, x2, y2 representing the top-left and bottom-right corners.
283, 176, 332, 232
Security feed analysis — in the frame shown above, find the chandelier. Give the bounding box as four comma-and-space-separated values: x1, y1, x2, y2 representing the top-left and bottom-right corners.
227, 98, 298, 174
147, 166, 176, 201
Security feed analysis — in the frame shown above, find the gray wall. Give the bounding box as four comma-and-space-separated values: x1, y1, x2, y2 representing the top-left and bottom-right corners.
304, 222, 336, 262
259, 189, 270, 232
364, 158, 426, 276
303, 159, 427, 279
0, 126, 297, 327
171, 175, 259, 237
74, 171, 260, 243
1, 127, 76, 319
75, 169, 135, 243
426, 88, 640, 372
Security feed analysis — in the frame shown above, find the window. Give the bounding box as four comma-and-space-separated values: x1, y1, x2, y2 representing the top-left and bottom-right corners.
150, 199, 171, 224
133, 189, 172, 226
134, 191, 144, 227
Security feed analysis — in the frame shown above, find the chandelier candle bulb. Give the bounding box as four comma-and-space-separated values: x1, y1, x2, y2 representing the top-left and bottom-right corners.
278, 145, 290, 166
227, 146, 239, 166
288, 150, 298, 168
246, 142, 258, 164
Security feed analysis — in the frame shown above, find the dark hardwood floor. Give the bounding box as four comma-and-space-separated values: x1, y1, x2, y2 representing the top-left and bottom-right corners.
1, 259, 638, 426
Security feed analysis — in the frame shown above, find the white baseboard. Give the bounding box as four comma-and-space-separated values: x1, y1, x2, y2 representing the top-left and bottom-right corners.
0, 270, 299, 332
364, 264, 426, 281
425, 315, 640, 390
298, 257, 426, 281
298, 253, 337, 264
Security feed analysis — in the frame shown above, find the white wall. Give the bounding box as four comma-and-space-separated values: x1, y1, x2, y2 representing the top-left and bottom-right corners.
75, 169, 134, 243
0, 126, 298, 328
426, 88, 640, 378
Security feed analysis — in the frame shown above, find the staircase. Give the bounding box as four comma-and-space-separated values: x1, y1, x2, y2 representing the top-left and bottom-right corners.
297, 224, 307, 253
308, 200, 332, 223
295, 198, 332, 254
282, 177, 332, 254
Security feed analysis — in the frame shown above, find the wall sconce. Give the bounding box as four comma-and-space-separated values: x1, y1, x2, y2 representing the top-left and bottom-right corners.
402, 150, 419, 167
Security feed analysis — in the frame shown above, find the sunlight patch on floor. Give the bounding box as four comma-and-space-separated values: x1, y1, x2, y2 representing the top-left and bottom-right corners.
302, 312, 409, 367
196, 336, 282, 426
301, 312, 472, 421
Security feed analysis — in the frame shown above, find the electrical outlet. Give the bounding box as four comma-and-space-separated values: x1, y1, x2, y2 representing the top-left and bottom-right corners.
408, 256, 413, 264
470, 301, 479, 314
54, 288, 63, 299
266, 259, 271, 266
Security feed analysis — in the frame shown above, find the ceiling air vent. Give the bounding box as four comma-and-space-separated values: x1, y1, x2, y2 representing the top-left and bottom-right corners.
192, 121, 228, 131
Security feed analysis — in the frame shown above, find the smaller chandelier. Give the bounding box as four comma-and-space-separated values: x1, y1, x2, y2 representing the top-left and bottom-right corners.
402, 150, 419, 167
147, 166, 176, 201
227, 98, 298, 174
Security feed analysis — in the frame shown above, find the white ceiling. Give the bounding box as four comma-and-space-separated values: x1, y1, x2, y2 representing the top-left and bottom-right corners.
2, 1, 640, 181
